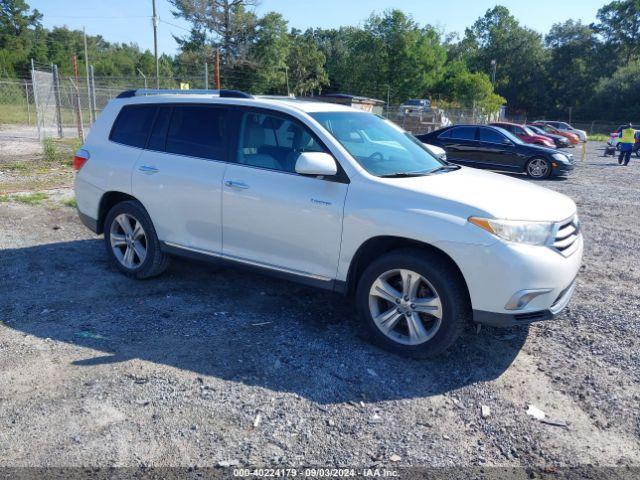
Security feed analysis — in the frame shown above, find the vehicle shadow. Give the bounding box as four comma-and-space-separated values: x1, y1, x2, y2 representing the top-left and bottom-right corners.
1, 239, 527, 404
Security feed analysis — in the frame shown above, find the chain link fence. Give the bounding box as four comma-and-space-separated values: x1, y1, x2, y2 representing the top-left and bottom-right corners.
1, 64, 628, 143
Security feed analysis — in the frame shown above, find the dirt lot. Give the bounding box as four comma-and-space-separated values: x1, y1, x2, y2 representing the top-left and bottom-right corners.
0, 141, 639, 472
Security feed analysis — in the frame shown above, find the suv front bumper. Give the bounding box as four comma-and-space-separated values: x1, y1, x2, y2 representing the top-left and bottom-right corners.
473, 278, 577, 327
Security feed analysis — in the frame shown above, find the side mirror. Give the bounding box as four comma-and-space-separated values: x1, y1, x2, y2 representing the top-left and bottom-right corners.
295, 152, 337, 176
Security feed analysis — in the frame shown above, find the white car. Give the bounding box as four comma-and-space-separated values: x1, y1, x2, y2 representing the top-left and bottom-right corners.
74, 89, 583, 357
533, 121, 588, 142
422, 142, 447, 161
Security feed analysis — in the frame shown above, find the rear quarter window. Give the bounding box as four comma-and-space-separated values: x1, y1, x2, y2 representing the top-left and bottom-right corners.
109, 105, 157, 148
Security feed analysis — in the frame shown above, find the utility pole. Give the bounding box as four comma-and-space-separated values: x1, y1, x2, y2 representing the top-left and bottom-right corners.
83, 27, 94, 124
152, 0, 160, 88
72, 55, 84, 140
204, 62, 209, 89
214, 49, 220, 89
89, 64, 97, 117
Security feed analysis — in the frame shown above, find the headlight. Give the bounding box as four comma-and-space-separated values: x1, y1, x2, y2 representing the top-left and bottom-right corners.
552, 153, 569, 163
469, 217, 554, 245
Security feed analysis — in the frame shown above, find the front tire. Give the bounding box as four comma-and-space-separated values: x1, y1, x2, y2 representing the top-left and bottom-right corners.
356, 249, 471, 358
103, 200, 170, 279
526, 157, 551, 179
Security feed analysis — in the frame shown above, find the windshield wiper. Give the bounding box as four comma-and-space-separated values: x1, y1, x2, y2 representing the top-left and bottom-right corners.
428, 164, 461, 174
379, 171, 429, 178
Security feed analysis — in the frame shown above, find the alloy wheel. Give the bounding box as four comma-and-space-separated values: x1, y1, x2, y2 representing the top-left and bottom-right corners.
527, 158, 549, 178
368, 269, 443, 346
110, 213, 147, 269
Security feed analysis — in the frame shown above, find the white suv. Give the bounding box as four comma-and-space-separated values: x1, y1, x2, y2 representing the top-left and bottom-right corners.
74, 89, 583, 357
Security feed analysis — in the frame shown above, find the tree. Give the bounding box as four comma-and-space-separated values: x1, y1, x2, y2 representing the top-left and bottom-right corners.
170, 0, 259, 64
286, 32, 328, 95
544, 20, 608, 118
591, 60, 640, 120
461, 6, 549, 115
251, 12, 290, 93
0, 0, 41, 75
595, 0, 640, 63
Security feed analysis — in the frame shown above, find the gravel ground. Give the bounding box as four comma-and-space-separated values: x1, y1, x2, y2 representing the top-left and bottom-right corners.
0, 142, 639, 471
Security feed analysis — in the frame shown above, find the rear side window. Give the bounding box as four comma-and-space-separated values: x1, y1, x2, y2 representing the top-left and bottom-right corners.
165, 105, 229, 160
449, 126, 477, 141
110, 105, 157, 148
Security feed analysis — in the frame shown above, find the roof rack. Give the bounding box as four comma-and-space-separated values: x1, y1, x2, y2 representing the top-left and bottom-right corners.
116, 89, 253, 99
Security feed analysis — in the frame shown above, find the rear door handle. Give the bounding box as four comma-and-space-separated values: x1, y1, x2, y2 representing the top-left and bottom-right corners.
139, 165, 159, 174
224, 180, 249, 190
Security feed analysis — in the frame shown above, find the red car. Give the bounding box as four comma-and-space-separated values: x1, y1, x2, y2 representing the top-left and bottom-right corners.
490, 122, 556, 149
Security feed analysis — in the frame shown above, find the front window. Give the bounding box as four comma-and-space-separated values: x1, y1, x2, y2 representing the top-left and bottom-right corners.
311, 111, 444, 177
237, 111, 326, 172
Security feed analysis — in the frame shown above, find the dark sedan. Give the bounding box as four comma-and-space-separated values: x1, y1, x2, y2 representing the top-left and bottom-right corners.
417, 124, 574, 179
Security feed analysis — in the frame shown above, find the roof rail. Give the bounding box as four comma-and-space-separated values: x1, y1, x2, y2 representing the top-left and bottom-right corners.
116, 89, 253, 99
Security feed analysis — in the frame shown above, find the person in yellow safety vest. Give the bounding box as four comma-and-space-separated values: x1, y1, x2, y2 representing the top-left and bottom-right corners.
618, 123, 635, 166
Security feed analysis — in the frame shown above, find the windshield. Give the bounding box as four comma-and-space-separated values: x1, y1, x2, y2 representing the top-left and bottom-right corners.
522, 125, 537, 136
310, 111, 444, 177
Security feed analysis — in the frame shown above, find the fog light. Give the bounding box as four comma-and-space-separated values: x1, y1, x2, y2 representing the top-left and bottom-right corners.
505, 288, 552, 310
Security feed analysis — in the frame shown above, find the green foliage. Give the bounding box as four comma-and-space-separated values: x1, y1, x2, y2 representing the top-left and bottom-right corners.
63, 197, 77, 208
591, 61, 640, 120
41, 137, 80, 165
3, 0, 640, 121
42, 137, 56, 162
596, 0, 640, 63
8, 192, 48, 204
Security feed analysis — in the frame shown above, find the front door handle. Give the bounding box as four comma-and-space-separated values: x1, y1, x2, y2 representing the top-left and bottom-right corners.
139, 165, 159, 174
224, 180, 249, 190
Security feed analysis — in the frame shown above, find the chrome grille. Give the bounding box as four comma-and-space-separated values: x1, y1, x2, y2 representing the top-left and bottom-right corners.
551, 216, 581, 256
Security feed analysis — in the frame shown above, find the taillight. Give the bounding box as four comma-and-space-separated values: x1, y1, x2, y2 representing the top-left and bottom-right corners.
73, 149, 90, 171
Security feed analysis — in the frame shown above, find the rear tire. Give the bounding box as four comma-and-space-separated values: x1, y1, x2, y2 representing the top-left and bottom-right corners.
355, 248, 471, 358
525, 157, 551, 179
103, 200, 170, 279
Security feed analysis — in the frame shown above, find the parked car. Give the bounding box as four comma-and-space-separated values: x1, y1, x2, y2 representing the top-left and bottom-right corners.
528, 122, 580, 146
533, 121, 587, 142
422, 142, 447, 161
527, 124, 571, 148
399, 99, 431, 116
74, 89, 582, 357
490, 121, 556, 148
418, 124, 574, 179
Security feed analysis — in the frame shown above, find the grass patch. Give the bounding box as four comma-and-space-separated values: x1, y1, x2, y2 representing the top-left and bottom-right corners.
63, 197, 77, 208
42, 137, 82, 166
11, 192, 49, 205
588, 133, 609, 142
0, 194, 9, 202
0, 104, 31, 124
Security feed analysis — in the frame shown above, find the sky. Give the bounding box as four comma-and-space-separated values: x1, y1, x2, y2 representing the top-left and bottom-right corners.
30, 0, 604, 55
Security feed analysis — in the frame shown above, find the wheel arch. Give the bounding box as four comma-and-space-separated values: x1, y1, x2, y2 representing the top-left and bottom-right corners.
344, 236, 470, 301
96, 191, 140, 234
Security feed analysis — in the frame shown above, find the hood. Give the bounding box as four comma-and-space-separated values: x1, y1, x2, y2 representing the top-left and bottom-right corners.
522, 142, 557, 155
384, 167, 576, 222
